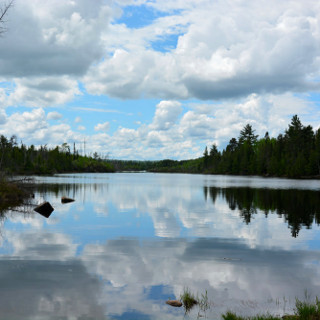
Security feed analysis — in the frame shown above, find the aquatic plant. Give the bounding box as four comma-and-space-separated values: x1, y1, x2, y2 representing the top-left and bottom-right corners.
295, 297, 320, 320
198, 289, 211, 318
222, 297, 320, 320
178, 288, 212, 317
222, 313, 283, 320
180, 287, 198, 315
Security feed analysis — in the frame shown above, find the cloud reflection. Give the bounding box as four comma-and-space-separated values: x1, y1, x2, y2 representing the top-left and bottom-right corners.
0, 259, 106, 319
81, 237, 320, 318
2, 173, 320, 319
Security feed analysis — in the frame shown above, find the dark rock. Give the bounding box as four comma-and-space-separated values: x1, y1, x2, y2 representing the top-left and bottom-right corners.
166, 300, 182, 307
61, 197, 75, 204
34, 201, 54, 218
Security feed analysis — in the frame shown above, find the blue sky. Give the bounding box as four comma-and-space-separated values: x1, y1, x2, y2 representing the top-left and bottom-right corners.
0, 0, 320, 160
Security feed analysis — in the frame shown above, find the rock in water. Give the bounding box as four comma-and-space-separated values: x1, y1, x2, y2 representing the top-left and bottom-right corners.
61, 197, 75, 204
34, 202, 54, 218
166, 300, 183, 307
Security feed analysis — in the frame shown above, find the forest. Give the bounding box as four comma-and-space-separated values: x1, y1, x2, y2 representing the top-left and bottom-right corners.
0, 115, 319, 178
0, 137, 115, 175
150, 115, 320, 178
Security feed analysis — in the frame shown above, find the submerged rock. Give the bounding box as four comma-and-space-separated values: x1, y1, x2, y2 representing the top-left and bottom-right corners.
166, 300, 183, 307
61, 197, 75, 204
34, 201, 54, 218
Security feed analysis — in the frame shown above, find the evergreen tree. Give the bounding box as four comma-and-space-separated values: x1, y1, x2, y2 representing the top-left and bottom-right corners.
203, 146, 209, 168
226, 138, 238, 152
239, 124, 258, 146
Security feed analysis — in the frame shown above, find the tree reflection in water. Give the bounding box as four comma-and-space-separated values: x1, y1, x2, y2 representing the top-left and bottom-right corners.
204, 186, 320, 237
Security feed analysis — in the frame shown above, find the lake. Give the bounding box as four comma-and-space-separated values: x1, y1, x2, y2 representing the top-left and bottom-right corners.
2, 172, 320, 320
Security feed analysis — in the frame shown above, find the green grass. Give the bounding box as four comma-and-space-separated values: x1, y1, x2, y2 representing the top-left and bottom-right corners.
177, 288, 212, 317
0, 176, 31, 212
198, 289, 211, 316
222, 312, 282, 320
174, 289, 320, 320
295, 298, 320, 320
222, 298, 320, 320
180, 287, 198, 314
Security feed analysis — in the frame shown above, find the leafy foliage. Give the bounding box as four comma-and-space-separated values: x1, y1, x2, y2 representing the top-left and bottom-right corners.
295, 298, 320, 320
0, 138, 115, 174
151, 115, 320, 178
222, 298, 320, 320
0, 115, 318, 179
180, 287, 198, 314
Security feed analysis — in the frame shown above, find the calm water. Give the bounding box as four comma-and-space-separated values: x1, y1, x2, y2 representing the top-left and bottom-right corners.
2, 173, 320, 320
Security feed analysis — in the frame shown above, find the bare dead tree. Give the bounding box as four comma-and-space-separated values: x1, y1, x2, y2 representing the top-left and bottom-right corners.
0, 0, 13, 36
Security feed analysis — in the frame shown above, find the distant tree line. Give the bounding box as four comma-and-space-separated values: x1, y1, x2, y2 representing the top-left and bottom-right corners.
203, 115, 319, 177
0, 136, 114, 174
152, 115, 320, 178
1, 115, 318, 177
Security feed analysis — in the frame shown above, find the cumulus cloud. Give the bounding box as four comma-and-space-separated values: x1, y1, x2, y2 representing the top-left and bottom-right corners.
0, 0, 111, 107
0, 93, 315, 160
94, 121, 110, 132
0, 108, 83, 147
0, 0, 319, 158
47, 111, 62, 120
0, 0, 111, 78
88, 94, 315, 160
0, 0, 317, 142
0, 109, 7, 125
84, 0, 320, 100
77, 125, 86, 131
4, 76, 81, 107
151, 100, 182, 130
0, 0, 319, 108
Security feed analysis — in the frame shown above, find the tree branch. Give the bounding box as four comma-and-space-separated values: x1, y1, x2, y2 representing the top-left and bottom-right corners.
0, 0, 13, 35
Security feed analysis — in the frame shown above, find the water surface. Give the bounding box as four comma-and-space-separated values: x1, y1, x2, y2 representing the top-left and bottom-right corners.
2, 173, 320, 320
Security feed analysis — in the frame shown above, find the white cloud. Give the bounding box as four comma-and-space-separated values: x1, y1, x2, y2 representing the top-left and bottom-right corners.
84, 0, 320, 100
4, 76, 81, 107
0, 108, 84, 147
47, 111, 62, 120
94, 121, 110, 132
0, 0, 111, 107
0, 0, 318, 110
1, 0, 111, 78
99, 94, 317, 159
0, 109, 7, 125
0, 93, 314, 160
0, 0, 319, 158
77, 125, 86, 131
151, 101, 182, 130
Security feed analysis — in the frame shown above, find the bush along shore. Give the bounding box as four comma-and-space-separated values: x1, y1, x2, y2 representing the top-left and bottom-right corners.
0, 139, 114, 212
222, 297, 320, 320
0, 176, 32, 213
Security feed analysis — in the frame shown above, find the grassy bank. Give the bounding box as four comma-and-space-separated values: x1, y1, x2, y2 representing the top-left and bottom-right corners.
173, 288, 320, 320
222, 298, 320, 320
0, 177, 31, 212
